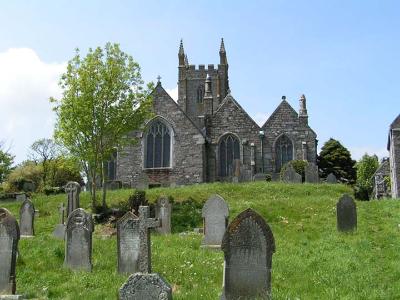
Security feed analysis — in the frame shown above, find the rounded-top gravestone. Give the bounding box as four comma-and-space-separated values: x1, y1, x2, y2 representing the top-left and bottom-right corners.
336, 194, 357, 232
155, 197, 172, 235
201, 194, 229, 248
64, 208, 94, 271
117, 211, 140, 274
326, 173, 337, 184
119, 273, 172, 300
19, 198, 35, 237
221, 208, 275, 300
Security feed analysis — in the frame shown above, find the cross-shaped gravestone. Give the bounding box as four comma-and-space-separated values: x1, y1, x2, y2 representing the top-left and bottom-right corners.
65, 181, 81, 218
53, 203, 66, 239
138, 206, 160, 273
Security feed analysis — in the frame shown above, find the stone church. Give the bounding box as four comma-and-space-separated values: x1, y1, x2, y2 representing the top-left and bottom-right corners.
388, 114, 400, 198
112, 39, 318, 188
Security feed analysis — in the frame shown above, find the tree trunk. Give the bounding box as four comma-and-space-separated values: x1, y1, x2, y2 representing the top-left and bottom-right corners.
91, 169, 97, 210
101, 160, 107, 209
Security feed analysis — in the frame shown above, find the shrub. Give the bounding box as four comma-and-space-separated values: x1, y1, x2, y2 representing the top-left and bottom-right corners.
6, 161, 42, 192
171, 197, 202, 233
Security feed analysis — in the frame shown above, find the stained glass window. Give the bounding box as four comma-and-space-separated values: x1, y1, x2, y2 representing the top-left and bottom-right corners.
219, 134, 240, 177
145, 120, 171, 168
275, 135, 293, 172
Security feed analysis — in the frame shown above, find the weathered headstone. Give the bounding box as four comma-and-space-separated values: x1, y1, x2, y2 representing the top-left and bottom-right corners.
64, 208, 94, 271
65, 181, 81, 218
119, 273, 172, 300
155, 197, 171, 235
305, 163, 319, 183
281, 165, 302, 183
53, 203, 66, 239
232, 159, 241, 183
326, 173, 337, 184
19, 199, 35, 237
0, 208, 20, 295
15, 194, 26, 202
336, 194, 357, 232
117, 212, 140, 274
253, 173, 266, 181
138, 206, 160, 273
201, 195, 229, 249
221, 208, 275, 300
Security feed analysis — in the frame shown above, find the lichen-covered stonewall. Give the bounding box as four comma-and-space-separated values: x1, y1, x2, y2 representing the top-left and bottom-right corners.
112, 39, 317, 188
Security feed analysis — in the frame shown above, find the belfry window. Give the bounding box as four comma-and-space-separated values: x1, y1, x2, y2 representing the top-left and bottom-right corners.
219, 134, 240, 177
145, 120, 171, 168
197, 85, 204, 103
275, 135, 293, 172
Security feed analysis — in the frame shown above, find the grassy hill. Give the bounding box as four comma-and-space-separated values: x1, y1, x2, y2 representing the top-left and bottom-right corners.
2, 182, 400, 299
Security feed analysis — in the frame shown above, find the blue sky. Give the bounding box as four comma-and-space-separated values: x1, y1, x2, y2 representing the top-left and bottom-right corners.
0, 0, 399, 163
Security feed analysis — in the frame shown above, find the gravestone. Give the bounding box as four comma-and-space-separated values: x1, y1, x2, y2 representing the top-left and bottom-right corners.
201, 195, 229, 249
119, 273, 172, 300
155, 197, 172, 234
221, 208, 275, 300
0, 208, 20, 295
53, 203, 66, 239
305, 163, 319, 183
138, 206, 160, 273
326, 173, 337, 184
117, 212, 140, 274
19, 199, 35, 237
253, 173, 266, 181
65, 181, 81, 218
336, 194, 357, 232
281, 165, 302, 183
64, 208, 94, 271
15, 193, 26, 202
232, 159, 241, 183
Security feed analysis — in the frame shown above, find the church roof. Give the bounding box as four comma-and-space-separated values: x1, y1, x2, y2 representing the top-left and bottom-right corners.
215, 92, 260, 129
261, 99, 298, 129
387, 114, 400, 150
152, 82, 207, 139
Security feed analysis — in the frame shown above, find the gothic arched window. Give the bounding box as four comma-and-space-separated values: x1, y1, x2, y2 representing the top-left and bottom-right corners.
275, 135, 293, 172
219, 134, 240, 177
145, 120, 171, 168
197, 85, 204, 103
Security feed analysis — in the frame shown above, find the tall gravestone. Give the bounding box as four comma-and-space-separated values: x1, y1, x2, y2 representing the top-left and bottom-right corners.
64, 208, 94, 271
53, 203, 66, 239
221, 208, 275, 300
19, 198, 35, 237
0, 208, 20, 295
201, 195, 229, 249
119, 273, 172, 300
155, 197, 172, 235
281, 165, 302, 183
117, 212, 140, 274
326, 173, 337, 184
138, 206, 160, 273
305, 163, 319, 183
337, 194, 357, 232
65, 181, 81, 218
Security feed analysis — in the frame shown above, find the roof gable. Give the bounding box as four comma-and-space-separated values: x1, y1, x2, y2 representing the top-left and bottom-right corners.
262, 100, 299, 129
214, 93, 260, 129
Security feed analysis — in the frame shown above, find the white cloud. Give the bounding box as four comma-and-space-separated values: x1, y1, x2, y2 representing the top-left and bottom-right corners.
166, 86, 178, 102
0, 48, 66, 163
349, 146, 388, 161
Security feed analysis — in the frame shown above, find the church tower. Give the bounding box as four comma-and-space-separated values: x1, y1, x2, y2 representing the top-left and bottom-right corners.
177, 39, 229, 128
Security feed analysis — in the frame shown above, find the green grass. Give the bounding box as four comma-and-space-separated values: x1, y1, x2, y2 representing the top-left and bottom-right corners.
2, 182, 400, 299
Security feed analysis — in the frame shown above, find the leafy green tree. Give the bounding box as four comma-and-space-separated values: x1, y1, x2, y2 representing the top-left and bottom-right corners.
0, 142, 15, 183
317, 138, 356, 184
51, 43, 152, 209
354, 154, 379, 200
29, 138, 60, 185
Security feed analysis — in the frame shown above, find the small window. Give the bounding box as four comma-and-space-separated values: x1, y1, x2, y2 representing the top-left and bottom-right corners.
145, 120, 171, 168
197, 85, 204, 103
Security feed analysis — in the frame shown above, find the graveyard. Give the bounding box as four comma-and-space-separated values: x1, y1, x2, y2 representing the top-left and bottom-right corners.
1, 181, 400, 299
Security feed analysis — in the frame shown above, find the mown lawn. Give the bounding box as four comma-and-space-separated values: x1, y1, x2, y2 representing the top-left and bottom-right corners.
2, 182, 400, 299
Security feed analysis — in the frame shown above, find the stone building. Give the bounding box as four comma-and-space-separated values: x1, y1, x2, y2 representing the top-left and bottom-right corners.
371, 158, 390, 199
114, 39, 317, 188
388, 114, 400, 198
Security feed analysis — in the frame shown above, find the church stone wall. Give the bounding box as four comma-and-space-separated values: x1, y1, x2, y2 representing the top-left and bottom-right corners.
117, 84, 205, 188
389, 128, 400, 198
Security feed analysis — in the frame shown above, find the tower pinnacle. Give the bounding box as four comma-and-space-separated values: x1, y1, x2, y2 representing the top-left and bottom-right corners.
219, 38, 228, 65
178, 39, 185, 66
